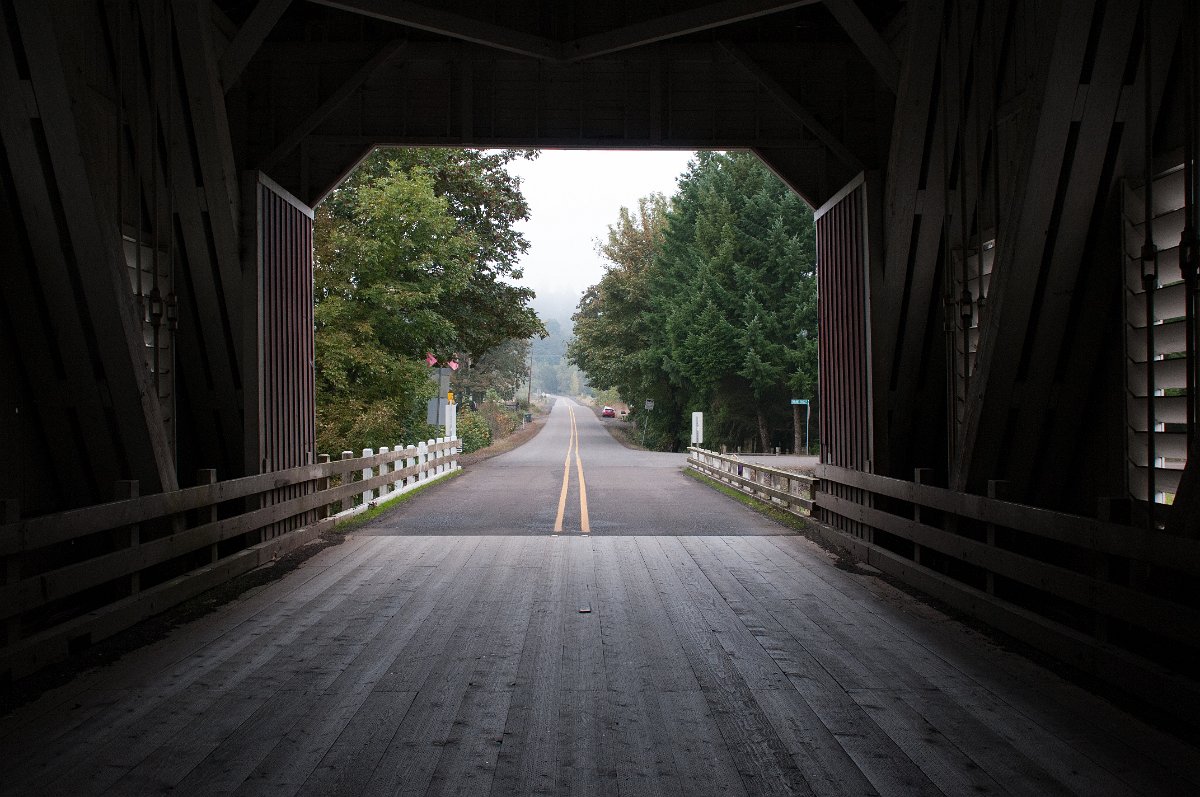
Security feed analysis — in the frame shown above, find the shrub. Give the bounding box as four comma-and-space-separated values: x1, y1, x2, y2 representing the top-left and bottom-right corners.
458, 411, 493, 453
481, 401, 521, 438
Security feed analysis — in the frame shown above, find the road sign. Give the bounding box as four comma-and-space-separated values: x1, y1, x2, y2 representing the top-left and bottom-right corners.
644, 399, 655, 410
691, 412, 703, 445
791, 398, 809, 405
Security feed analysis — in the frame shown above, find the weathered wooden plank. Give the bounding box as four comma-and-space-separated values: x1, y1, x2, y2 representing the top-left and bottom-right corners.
755, 516, 1200, 729
679, 537, 887, 796
556, 538, 619, 797
297, 538, 485, 794
422, 538, 544, 797
724, 538, 1080, 796
361, 538, 516, 792
117, 549, 411, 794
758, 532, 1200, 794
646, 536, 813, 795
590, 538, 688, 797
17, 542, 389, 795
489, 537, 569, 795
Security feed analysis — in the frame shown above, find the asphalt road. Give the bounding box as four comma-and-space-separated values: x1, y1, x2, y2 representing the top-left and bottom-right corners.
360, 396, 787, 536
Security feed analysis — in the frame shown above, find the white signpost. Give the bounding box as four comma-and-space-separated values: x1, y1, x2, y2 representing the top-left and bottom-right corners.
791, 398, 810, 454
691, 412, 704, 445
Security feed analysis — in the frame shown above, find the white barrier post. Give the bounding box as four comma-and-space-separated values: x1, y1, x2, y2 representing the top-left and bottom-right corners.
362, 448, 374, 502
405, 444, 417, 488
436, 436, 445, 474
378, 446, 390, 495
418, 441, 428, 482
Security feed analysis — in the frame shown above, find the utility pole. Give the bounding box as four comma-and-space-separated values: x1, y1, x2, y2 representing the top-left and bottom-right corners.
527, 344, 533, 406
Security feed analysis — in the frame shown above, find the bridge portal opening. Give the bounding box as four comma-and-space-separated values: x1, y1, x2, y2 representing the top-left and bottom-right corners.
308, 146, 824, 467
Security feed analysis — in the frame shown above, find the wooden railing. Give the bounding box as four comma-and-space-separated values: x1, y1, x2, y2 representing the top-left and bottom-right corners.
687, 447, 817, 517
812, 463, 1200, 722
0, 438, 459, 681
686, 448, 1200, 722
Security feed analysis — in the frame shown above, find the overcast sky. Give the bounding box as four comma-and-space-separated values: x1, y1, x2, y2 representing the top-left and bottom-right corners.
504, 150, 696, 320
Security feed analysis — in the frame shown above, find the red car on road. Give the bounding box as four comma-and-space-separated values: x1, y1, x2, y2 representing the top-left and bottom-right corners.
601, 406, 616, 417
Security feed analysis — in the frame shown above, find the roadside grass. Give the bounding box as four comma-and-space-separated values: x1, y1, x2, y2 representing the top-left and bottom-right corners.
334, 469, 463, 532
683, 468, 810, 533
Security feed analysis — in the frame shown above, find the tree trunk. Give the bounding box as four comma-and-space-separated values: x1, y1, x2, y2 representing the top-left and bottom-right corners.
756, 405, 770, 452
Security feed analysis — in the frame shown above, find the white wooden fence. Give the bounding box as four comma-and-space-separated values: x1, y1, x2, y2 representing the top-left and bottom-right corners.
0, 437, 460, 681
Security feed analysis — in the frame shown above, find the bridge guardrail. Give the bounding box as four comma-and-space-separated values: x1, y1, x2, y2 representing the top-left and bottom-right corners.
0, 437, 460, 681
810, 463, 1200, 723
686, 447, 817, 517
687, 448, 1200, 723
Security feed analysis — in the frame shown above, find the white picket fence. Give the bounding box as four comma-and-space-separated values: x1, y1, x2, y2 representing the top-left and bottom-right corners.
335, 436, 460, 519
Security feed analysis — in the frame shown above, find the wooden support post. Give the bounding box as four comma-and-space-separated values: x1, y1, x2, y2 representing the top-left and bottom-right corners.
405, 445, 417, 489
197, 470, 218, 563
316, 454, 331, 519
986, 480, 1010, 597
362, 448, 374, 504
913, 468, 933, 566
113, 480, 140, 594
2, 499, 19, 645
340, 451, 353, 511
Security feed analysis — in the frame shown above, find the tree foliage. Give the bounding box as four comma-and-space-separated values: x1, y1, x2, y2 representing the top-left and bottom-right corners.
569, 152, 817, 452
314, 149, 545, 455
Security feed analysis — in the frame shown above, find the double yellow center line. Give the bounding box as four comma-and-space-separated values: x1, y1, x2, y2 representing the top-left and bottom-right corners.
554, 405, 591, 533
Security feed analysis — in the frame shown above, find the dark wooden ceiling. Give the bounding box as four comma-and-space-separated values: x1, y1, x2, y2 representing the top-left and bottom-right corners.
220, 0, 905, 206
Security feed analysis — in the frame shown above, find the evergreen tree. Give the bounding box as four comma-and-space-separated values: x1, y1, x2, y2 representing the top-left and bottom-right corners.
569, 152, 818, 452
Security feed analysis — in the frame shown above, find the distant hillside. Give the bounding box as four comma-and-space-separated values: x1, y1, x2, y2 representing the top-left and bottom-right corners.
530, 297, 588, 396
531, 289, 583, 329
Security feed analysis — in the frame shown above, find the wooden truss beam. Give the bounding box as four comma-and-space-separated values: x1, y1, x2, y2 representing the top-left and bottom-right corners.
3, 0, 177, 493
562, 0, 821, 62
307, 0, 821, 63
719, 40, 864, 173
307, 0, 558, 59
260, 38, 407, 173
823, 0, 899, 93
957, 0, 1183, 496
219, 0, 292, 92
873, 0, 946, 476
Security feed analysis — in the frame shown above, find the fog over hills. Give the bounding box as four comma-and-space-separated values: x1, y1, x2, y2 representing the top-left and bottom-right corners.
531, 288, 583, 330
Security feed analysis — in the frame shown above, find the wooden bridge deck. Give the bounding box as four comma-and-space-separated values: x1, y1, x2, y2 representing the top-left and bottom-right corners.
2, 532, 1197, 796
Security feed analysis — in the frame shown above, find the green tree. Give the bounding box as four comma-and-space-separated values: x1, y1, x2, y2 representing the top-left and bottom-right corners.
568, 194, 674, 435
337, 149, 545, 357
569, 153, 817, 452
314, 149, 546, 455
455, 338, 532, 402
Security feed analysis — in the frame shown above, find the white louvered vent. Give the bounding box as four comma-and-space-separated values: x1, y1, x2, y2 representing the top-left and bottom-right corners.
1123, 167, 1189, 504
